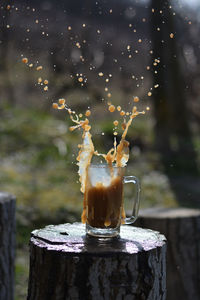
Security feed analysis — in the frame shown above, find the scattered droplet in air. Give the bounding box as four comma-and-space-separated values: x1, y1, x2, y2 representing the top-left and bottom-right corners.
22, 57, 28, 64
52, 103, 58, 109
36, 66, 43, 71
59, 98, 65, 105
108, 105, 115, 112
132, 106, 137, 113
133, 96, 139, 103
121, 123, 126, 130
85, 110, 91, 117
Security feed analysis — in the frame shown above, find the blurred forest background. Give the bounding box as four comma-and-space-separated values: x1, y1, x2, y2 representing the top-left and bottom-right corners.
0, 0, 200, 298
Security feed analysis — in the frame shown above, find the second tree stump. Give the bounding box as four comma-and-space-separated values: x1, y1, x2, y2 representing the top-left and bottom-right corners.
0, 192, 16, 300
135, 207, 200, 300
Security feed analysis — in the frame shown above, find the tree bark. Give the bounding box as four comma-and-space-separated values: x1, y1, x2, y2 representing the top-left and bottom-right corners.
27, 223, 166, 300
0, 192, 16, 300
135, 207, 200, 300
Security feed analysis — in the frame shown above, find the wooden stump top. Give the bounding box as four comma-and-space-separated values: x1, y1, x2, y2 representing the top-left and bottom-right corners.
0, 192, 16, 204
31, 222, 166, 255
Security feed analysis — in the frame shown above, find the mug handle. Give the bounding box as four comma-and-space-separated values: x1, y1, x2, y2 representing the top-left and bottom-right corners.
123, 176, 141, 224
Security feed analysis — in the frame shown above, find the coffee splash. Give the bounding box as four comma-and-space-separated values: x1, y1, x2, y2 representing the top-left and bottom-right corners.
52, 97, 147, 223
21, 54, 148, 225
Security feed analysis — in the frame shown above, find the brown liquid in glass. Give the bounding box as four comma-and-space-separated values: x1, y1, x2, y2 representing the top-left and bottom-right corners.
86, 176, 123, 228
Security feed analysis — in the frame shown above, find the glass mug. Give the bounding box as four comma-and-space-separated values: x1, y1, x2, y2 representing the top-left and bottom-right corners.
85, 164, 140, 237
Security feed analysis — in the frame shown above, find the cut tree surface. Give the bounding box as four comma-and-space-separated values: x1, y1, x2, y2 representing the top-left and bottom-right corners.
28, 222, 166, 300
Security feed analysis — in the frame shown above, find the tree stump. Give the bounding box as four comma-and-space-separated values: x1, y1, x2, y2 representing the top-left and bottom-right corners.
0, 192, 16, 300
135, 207, 200, 300
27, 222, 166, 300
